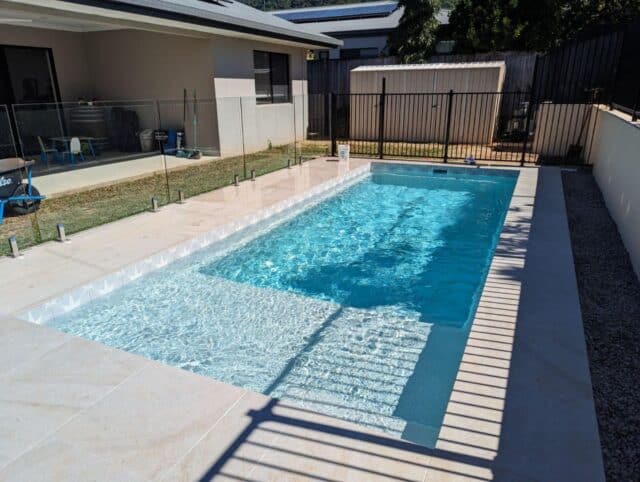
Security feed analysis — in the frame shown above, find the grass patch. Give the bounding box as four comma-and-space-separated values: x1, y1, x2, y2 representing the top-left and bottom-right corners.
0, 142, 329, 256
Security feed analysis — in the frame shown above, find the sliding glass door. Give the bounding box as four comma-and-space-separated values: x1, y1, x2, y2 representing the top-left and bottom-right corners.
0, 45, 61, 157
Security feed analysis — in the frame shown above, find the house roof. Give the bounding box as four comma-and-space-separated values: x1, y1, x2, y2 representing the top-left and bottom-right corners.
273, 2, 449, 37
42, 0, 342, 47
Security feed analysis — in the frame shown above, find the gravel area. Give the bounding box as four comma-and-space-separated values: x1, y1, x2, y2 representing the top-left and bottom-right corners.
562, 169, 640, 481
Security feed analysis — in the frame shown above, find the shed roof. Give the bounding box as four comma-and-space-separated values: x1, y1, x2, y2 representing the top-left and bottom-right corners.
351, 62, 506, 72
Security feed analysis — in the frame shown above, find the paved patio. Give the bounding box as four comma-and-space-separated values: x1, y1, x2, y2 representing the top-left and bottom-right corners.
0, 158, 603, 481
34, 153, 220, 198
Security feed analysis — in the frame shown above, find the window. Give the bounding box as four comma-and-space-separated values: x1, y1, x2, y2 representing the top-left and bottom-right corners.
253, 51, 290, 104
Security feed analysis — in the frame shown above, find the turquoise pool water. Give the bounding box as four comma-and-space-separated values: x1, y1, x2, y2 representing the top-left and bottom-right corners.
47, 163, 517, 447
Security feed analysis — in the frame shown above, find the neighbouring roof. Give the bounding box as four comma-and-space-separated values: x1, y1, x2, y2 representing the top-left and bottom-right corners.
273, 2, 449, 37
55, 0, 342, 47
275, 0, 398, 23
351, 61, 506, 72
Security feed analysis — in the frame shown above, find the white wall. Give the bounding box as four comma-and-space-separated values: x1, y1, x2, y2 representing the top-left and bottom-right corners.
589, 107, 640, 278
211, 36, 308, 156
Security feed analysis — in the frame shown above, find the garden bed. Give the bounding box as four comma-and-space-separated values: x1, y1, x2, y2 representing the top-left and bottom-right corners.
562, 169, 640, 481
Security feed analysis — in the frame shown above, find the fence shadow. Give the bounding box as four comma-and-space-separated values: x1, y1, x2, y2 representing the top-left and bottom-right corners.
197, 398, 494, 482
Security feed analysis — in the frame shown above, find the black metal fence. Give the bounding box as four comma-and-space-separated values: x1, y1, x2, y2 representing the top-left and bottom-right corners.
326, 88, 541, 164
320, 82, 605, 165
530, 19, 640, 117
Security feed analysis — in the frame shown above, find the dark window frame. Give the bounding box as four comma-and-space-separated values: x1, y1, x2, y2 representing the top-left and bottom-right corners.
253, 50, 291, 105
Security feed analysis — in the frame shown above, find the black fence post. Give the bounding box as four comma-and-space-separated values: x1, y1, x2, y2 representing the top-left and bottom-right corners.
520, 56, 540, 166
324, 92, 330, 138
330, 92, 337, 157
377, 77, 386, 159
443, 89, 454, 163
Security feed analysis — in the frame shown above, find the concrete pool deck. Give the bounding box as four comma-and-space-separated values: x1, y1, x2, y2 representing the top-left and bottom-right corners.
0, 158, 603, 481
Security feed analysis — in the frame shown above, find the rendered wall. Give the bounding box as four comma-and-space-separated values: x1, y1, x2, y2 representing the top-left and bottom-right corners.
211, 36, 308, 157
85, 29, 219, 154
589, 107, 640, 278
0, 24, 92, 101
2, 25, 310, 158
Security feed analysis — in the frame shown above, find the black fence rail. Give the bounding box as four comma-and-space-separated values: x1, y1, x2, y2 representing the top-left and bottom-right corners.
326, 86, 542, 164
324, 84, 603, 165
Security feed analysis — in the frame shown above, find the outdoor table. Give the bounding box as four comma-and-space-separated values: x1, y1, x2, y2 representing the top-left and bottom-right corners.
50, 136, 98, 160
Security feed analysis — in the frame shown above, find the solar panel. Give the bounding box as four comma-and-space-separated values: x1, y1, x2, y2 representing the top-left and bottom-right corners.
276, 2, 397, 23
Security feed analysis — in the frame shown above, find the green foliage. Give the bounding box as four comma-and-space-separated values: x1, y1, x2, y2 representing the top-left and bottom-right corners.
387, 0, 440, 63
448, 0, 640, 53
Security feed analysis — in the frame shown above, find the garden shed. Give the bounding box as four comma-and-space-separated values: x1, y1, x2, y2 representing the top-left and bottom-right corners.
349, 62, 506, 143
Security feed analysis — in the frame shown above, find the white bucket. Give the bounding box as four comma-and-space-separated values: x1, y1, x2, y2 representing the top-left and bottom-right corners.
139, 129, 154, 152
338, 144, 350, 162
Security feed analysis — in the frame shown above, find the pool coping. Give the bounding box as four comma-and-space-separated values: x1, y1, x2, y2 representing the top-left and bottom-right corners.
0, 158, 604, 481
18, 164, 371, 324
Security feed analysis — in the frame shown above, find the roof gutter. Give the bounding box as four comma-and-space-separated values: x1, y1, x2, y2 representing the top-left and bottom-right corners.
59, 0, 341, 48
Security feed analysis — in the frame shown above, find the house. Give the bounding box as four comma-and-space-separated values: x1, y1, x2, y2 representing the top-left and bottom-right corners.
0, 0, 341, 166
273, 1, 451, 60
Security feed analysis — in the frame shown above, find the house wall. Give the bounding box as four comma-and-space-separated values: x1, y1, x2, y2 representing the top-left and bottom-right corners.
0, 24, 92, 101
588, 107, 640, 278
322, 34, 389, 59
2, 25, 310, 158
211, 35, 308, 156
84, 29, 219, 154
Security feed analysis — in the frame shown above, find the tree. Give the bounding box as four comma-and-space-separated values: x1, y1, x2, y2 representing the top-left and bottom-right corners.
448, 0, 640, 53
557, 0, 640, 42
387, 0, 441, 63
448, 0, 561, 53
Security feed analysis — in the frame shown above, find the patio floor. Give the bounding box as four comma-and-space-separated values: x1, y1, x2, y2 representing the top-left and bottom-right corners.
0, 158, 603, 481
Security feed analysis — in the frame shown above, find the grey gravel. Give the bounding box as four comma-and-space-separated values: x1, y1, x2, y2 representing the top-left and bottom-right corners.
562, 169, 640, 481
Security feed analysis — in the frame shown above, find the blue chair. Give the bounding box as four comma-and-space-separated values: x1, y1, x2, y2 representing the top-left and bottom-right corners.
37, 136, 60, 168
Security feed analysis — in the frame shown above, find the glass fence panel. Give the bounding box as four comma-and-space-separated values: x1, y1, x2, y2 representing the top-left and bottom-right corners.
297, 94, 330, 160
3, 94, 337, 255
0, 104, 41, 256
21, 101, 169, 242
13, 100, 159, 175
163, 97, 243, 201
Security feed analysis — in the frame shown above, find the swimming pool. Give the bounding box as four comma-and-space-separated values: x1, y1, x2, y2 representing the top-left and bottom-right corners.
46, 163, 517, 447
